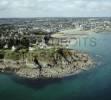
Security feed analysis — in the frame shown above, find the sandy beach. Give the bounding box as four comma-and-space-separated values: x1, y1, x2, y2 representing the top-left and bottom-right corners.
52, 29, 94, 39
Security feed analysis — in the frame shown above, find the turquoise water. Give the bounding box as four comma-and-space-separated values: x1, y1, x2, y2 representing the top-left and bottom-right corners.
0, 33, 111, 100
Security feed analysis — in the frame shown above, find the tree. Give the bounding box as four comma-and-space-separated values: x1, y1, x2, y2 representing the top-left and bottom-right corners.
7, 38, 14, 49
57, 48, 70, 64
33, 56, 42, 75
44, 34, 51, 45
20, 37, 30, 48
0, 50, 4, 59
19, 49, 28, 63
0, 40, 5, 49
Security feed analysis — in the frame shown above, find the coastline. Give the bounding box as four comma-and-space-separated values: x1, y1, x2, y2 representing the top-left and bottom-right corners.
0, 28, 96, 80
51, 29, 94, 39
0, 49, 94, 79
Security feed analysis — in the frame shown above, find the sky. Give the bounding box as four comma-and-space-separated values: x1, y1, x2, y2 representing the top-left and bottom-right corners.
0, 0, 111, 18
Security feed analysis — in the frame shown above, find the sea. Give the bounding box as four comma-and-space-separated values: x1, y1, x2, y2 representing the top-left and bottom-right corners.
0, 32, 111, 100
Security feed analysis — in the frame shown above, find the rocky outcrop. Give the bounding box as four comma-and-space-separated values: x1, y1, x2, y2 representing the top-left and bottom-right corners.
0, 49, 94, 79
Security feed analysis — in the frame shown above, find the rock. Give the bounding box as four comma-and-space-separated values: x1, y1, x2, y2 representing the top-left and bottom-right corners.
0, 49, 94, 79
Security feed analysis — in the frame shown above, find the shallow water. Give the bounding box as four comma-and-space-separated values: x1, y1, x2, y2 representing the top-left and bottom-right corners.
0, 33, 111, 100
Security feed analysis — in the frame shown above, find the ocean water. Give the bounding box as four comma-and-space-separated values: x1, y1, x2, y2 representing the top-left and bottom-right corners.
0, 33, 111, 100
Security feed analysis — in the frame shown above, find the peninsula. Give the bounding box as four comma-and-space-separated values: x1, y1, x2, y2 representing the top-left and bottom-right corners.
0, 47, 93, 79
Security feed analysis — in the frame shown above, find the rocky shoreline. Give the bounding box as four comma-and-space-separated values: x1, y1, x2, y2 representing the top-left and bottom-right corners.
0, 49, 94, 79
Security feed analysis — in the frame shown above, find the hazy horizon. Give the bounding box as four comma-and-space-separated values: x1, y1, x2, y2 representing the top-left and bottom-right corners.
0, 0, 111, 18
0, 16, 111, 18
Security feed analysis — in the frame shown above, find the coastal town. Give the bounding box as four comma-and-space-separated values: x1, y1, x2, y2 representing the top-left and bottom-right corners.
1, 0, 111, 99
0, 17, 111, 79
0, 17, 111, 50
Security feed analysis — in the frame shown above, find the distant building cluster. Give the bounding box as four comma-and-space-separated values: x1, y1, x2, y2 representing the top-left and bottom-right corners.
0, 17, 111, 51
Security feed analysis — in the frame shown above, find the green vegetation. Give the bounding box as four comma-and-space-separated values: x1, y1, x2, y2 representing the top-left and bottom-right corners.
0, 48, 56, 61
0, 50, 5, 59
4, 50, 21, 60
33, 31, 46, 35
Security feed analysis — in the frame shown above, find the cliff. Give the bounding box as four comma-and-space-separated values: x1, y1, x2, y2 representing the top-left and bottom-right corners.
0, 48, 93, 79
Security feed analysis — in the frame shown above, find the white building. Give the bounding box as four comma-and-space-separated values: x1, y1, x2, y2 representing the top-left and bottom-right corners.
29, 47, 35, 51
11, 46, 16, 51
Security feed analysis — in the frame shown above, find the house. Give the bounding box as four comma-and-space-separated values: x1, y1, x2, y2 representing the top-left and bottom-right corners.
11, 46, 16, 51
4, 44, 8, 49
29, 47, 35, 51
